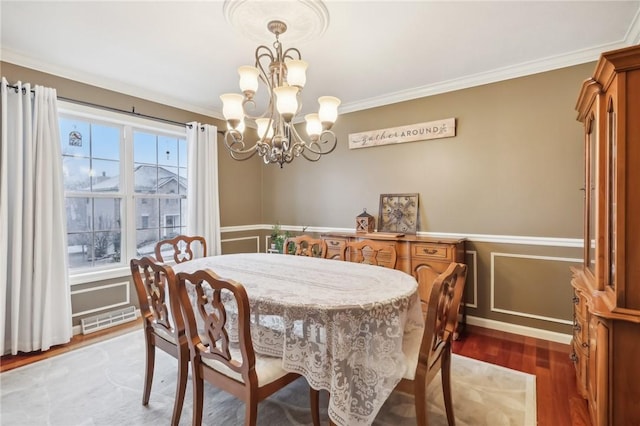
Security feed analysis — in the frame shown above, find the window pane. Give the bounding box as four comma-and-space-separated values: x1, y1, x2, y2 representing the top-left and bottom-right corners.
178, 167, 187, 195
92, 231, 119, 264
136, 229, 158, 257
178, 139, 187, 168
160, 198, 180, 237
134, 131, 157, 164
180, 198, 187, 226
65, 197, 91, 232
159, 166, 183, 195
62, 157, 91, 191
158, 135, 178, 167
136, 198, 159, 229
93, 198, 121, 231
91, 159, 120, 191
134, 164, 158, 194
60, 117, 90, 158
91, 124, 120, 160
67, 232, 92, 268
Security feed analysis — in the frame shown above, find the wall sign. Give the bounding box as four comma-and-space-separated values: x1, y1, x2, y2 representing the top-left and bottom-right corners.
348, 118, 456, 150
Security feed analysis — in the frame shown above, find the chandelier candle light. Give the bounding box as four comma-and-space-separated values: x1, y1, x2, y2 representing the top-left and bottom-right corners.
220, 20, 340, 168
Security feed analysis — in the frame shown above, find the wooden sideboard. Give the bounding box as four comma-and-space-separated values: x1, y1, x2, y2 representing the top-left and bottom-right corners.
321, 232, 466, 329
572, 45, 640, 426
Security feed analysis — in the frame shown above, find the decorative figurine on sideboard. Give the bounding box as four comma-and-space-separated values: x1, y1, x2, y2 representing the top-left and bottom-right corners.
356, 209, 375, 234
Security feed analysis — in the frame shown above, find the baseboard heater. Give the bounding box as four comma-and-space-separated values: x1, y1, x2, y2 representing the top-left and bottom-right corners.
80, 305, 137, 334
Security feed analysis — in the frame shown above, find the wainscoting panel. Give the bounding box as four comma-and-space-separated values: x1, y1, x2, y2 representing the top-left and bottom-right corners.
70, 281, 130, 318
464, 250, 478, 309
491, 253, 581, 325
221, 235, 260, 254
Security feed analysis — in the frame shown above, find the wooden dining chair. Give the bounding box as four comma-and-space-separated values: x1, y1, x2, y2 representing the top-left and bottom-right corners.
283, 235, 327, 258
175, 268, 301, 426
154, 234, 207, 263
309, 262, 467, 426
130, 256, 188, 426
342, 239, 398, 268
399, 262, 467, 426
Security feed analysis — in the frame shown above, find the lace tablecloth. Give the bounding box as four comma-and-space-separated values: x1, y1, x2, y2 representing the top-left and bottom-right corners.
173, 253, 424, 426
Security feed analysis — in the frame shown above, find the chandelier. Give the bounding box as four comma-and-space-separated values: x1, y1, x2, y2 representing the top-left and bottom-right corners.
220, 20, 340, 168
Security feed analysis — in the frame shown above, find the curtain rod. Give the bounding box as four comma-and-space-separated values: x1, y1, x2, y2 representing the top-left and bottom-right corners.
59, 96, 192, 129
6, 83, 224, 133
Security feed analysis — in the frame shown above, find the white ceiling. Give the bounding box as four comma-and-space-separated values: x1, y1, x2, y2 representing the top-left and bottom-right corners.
2, 1, 640, 121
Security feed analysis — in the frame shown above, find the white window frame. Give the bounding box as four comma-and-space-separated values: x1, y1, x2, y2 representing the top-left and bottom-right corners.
59, 101, 187, 285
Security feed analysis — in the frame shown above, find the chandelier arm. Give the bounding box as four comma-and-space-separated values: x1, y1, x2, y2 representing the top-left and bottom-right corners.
282, 47, 302, 61
287, 124, 319, 161
255, 51, 275, 90
304, 131, 338, 157
255, 45, 276, 64
241, 99, 272, 121
223, 131, 259, 160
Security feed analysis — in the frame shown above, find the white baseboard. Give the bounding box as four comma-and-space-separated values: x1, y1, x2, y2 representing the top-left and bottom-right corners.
466, 315, 572, 344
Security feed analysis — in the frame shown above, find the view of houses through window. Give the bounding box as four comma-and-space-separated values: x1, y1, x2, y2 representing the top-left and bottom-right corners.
60, 109, 187, 271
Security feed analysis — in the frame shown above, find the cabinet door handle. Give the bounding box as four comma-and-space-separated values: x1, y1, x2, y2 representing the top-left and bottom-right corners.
573, 323, 582, 332
422, 248, 438, 255
572, 295, 580, 304
329, 241, 340, 246
570, 352, 578, 363
582, 342, 589, 349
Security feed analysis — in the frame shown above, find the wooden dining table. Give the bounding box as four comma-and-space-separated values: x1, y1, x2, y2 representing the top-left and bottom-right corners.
172, 252, 424, 426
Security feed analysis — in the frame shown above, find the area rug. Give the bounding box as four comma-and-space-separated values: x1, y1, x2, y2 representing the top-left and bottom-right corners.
1, 330, 536, 425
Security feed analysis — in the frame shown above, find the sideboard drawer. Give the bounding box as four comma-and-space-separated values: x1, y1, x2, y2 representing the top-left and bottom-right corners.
412, 243, 451, 260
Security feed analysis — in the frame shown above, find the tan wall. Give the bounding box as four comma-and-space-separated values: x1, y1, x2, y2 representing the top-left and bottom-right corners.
262, 63, 592, 238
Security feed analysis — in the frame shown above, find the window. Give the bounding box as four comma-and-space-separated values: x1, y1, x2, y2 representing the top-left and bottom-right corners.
60, 103, 187, 273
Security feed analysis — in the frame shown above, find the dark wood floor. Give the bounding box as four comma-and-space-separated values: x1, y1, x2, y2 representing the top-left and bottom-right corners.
1, 320, 590, 425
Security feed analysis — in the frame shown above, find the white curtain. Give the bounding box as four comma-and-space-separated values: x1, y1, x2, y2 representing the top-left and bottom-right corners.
186, 122, 221, 256
0, 78, 73, 355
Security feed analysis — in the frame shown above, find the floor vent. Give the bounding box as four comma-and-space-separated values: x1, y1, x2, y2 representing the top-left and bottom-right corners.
81, 306, 137, 335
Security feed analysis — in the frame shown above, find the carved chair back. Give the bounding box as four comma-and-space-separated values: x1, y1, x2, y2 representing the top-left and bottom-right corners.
343, 239, 398, 268
283, 235, 327, 258
154, 234, 207, 264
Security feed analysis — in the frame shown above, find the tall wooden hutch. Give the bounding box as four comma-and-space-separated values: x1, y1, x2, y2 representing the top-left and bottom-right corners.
572, 45, 640, 425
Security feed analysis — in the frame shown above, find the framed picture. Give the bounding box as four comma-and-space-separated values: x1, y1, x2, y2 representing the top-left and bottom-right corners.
378, 193, 419, 234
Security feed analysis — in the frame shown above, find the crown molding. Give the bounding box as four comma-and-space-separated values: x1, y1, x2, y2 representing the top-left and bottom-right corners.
4, 36, 636, 120
1, 48, 223, 120
339, 40, 630, 115
626, 6, 640, 44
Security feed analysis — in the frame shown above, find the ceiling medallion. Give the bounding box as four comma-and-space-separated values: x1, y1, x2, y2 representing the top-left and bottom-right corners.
222, 0, 329, 44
